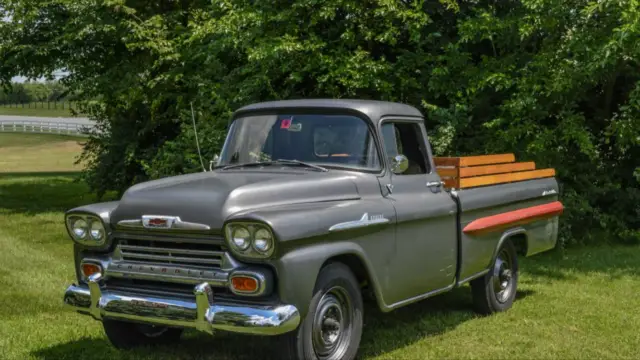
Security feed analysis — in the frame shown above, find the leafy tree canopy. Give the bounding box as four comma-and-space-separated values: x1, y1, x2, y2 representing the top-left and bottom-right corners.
0, 0, 638, 245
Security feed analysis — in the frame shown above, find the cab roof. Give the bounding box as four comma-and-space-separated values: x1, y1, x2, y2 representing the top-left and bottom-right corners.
233, 99, 423, 123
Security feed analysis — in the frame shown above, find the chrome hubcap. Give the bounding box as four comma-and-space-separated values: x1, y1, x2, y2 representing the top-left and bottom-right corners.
312, 286, 352, 359
493, 249, 514, 303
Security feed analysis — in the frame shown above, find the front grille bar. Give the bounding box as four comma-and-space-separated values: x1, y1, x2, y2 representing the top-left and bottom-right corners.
119, 244, 225, 257
119, 252, 222, 266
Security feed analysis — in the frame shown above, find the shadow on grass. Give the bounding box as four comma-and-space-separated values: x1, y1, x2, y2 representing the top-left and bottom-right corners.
31, 288, 535, 360
521, 245, 640, 281
0, 172, 104, 215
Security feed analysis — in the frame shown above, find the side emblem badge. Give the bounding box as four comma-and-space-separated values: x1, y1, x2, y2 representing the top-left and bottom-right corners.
329, 212, 390, 232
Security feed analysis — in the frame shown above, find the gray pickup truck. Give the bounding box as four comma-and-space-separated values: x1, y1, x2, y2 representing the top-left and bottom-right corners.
63, 99, 563, 360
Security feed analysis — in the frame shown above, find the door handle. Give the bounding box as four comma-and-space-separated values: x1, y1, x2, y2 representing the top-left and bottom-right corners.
426, 181, 444, 188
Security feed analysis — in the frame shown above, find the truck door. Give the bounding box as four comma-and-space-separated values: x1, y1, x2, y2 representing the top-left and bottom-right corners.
378, 119, 458, 306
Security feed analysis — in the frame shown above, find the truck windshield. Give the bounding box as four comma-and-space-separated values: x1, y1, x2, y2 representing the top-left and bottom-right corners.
218, 114, 381, 171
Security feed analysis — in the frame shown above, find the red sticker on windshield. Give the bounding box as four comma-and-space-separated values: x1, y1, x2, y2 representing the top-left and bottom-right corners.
280, 118, 292, 129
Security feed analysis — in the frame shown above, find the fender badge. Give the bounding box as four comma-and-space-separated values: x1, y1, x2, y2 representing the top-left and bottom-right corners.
542, 189, 557, 196
329, 213, 390, 232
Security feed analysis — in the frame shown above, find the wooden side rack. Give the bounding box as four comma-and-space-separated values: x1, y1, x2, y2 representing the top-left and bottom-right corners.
434, 153, 556, 189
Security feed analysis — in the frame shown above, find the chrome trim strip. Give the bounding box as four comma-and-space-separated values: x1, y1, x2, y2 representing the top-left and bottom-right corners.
81, 255, 231, 286
385, 280, 456, 311
117, 252, 222, 265
106, 264, 229, 286
64, 281, 300, 336
117, 219, 143, 228
113, 232, 224, 245
118, 244, 225, 257
117, 216, 211, 231
456, 269, 490, 287
328, 212, 390, 232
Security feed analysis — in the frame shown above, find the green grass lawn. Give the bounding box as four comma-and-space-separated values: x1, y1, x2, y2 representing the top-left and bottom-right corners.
1, 134, 640, 359
0, 133, 85, 173
0, 103, 82, 117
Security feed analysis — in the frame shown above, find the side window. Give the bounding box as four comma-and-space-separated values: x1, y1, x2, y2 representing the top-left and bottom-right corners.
381, 122, 431, 175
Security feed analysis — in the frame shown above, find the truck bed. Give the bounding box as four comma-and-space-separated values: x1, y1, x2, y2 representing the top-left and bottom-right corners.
434, 154, 562, 283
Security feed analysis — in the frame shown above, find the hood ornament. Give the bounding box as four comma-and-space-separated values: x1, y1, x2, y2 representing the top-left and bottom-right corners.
118, 215, 211, 231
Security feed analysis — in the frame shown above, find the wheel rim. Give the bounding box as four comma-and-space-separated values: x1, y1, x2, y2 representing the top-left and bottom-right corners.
312, 286, 353, 359
493, 248, 514, 303
137, 324, 169, 338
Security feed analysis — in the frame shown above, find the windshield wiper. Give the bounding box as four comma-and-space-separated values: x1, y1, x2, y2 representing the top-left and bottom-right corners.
274, 159, 328, 172
221, 159, 328, 172
221, 162, 267, 170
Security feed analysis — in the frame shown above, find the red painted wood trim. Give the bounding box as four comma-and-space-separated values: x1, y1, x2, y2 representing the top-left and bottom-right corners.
463, 201, 564, 235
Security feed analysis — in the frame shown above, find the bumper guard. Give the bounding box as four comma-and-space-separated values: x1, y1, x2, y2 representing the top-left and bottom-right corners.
63, 273, 300, 336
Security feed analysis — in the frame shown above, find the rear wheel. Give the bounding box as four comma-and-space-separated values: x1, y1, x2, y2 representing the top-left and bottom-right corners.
103, 319, 183, 349
281, 262, 363, 360
470, 240, 519, 315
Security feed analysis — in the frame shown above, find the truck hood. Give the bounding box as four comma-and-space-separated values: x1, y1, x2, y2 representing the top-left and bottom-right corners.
109, 169, 361, 231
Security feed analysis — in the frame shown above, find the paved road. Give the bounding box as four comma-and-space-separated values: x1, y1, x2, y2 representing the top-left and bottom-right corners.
0, 115, 95, 126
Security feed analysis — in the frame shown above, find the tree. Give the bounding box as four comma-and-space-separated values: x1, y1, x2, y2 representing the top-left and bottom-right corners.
0, 0, 637, 245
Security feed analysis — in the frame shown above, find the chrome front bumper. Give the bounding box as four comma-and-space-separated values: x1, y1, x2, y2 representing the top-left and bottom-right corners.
63, 274, 300, 336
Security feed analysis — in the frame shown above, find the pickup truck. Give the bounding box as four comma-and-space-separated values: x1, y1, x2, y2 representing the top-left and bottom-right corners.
63, 99, 563, 360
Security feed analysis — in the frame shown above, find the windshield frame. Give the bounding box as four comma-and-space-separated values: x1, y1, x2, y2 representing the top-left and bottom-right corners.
218, 110, 385, 174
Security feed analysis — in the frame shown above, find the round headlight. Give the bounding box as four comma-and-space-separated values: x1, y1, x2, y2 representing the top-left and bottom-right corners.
90, 220, 105, 241
232, 226, 251, 250
72, 219, 88, 239
253, 228, 273, 253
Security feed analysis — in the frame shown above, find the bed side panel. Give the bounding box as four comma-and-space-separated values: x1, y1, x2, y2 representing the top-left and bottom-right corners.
456, 178, 560, 280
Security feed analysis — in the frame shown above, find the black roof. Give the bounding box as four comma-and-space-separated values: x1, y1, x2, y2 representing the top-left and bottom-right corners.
233, 99, 423, 122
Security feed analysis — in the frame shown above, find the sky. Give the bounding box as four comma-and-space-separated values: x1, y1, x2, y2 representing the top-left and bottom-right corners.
11, 72, 68, 83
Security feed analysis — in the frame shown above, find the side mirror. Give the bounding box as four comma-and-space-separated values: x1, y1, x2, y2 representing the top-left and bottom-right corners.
209, 154, 220, 171
391, 154, 409, 174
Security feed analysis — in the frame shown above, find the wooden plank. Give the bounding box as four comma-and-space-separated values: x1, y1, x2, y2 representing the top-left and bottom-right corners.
442, 177, 458, 189
459, 162, 536, 178
459, 169, 556, 188
433, 157, 460, 167
435, 168, 459, 178
458, 153, 515, 167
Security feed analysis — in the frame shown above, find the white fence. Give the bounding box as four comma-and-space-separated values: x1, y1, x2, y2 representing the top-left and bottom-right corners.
0, 120, 91, 136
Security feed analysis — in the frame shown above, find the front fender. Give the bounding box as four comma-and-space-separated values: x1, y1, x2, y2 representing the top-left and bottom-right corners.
270, 241, 384, 318
67, 201, 120, 226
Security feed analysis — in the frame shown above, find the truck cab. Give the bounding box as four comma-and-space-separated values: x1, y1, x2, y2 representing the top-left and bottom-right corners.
63, 99, 562, 360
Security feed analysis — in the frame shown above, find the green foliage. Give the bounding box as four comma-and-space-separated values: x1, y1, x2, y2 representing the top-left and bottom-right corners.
0, 81, 69, 103
0, 0, 637, 245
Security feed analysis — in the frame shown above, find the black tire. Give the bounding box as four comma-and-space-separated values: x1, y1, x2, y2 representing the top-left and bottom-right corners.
470, 239, 519, 315
103, 319, 183, 349
281, 262, 364, 360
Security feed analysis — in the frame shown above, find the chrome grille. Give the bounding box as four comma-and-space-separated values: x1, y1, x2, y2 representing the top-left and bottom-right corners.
117, 238, 225, 269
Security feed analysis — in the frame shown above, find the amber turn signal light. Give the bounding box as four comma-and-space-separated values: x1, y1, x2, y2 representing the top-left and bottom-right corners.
231, 276, 258, 293
81, 263, 102, 278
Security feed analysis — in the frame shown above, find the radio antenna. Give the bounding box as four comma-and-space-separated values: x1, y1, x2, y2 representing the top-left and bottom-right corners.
190, 102, 206, 172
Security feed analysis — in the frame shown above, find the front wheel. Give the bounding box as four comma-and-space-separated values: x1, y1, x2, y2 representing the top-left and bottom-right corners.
103, 319, 183, 349
281, 262, 363, 360
470, 240, 519, 315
